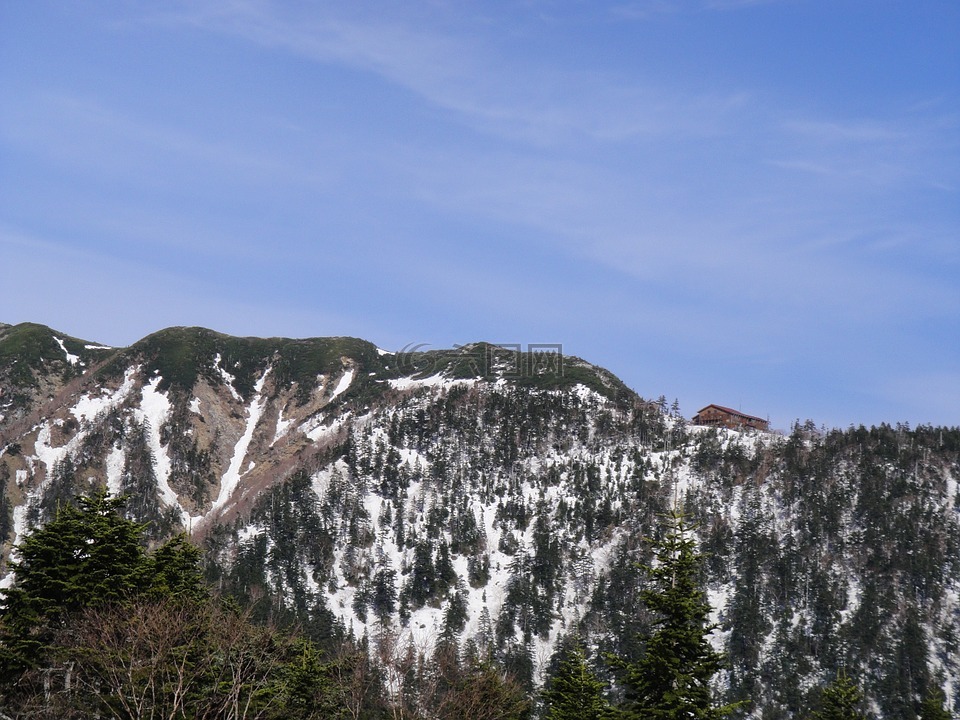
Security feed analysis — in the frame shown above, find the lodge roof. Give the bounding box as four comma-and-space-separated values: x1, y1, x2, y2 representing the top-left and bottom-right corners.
695, 404, 767, 424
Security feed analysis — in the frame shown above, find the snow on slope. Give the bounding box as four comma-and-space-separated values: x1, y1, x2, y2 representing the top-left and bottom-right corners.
272, 405, 293, 446
388, 374, 476, 391
105, 445, 125, 497
214, 353, 243, 401
330, 368, 355, 400
53, 336, 79, 366
135, 376, 187, 523
195, 367, 271, 526
3, 367, 142, 574
71, 366, 138, 423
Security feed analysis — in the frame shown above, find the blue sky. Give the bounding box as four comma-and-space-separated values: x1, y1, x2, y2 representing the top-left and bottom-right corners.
1, 1, 958, 429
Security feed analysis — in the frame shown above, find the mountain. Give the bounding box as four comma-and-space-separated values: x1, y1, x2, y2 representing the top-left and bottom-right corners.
1, 322, 958, 718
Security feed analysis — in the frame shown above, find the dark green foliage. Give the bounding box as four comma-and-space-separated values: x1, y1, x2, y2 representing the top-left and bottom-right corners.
618, 510, 742, 720
0, 490, 208, 689
442, 582, 469, 637
115, 326, 388, 403
811, 670, 867, 720
29, 454, 83, 527
161, 395, 215, 508
407, 539, 436, 609
218, 471, 342, 635
371, 566, 398, 623
0, 461, 12, 544
120, 419, 180, 540
278, 637, 351, 719
0, 490, 148, 681
919, 687, 953, 720
543, 642, 611, 720
148, 532, 208, 602
0, 323, 104, 388
392, 343, 636, 405
5, 322, 960, 717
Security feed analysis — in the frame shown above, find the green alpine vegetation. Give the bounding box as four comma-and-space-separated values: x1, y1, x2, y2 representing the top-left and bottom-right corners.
3, 323, 960, 717
616, 510, 744, 719
542, 641, 611, 720
810, 670, 867, 720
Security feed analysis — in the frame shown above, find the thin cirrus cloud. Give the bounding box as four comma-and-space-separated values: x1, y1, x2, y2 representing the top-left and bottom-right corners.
153, 2, 956, 348
2, 1, 956, 426
1, 91, 329, 193
152, 1, 751, 146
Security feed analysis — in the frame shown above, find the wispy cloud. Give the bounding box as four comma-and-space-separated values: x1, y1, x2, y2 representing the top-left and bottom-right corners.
784, 119, 906, 144
773, 112, 959, 192
3, 1, 956, 426
703, 0, 790, 9
610, 1, 681, 20
613, 0, 792, 17
0, 90, 328, 189
147, 1, 751, 146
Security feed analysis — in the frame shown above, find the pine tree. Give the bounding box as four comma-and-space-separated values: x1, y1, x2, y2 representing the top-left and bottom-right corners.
812, 670, 867, 720
543, 641, 611, 720
280, 637, 349, 719
919, 687, 953, 720
147, 532, 208, 602
0, 490, 148, 682
619, 510, 742, 719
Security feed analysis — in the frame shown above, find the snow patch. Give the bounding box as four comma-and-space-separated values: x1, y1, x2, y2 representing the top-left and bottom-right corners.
200, 367, 271, 524
330, 368, 355, 400
71, 365, 138, 423
272, 404, 293, 446
300, 412, 350, 443
238, 523, 266, 544
135, 377, 184, 518
388, 374, 476, 391
214, 353, 242, 401
53, 336, 79, 365
572, 383, 604, 404
105, 445, 126, 496
34, 421, 83, 479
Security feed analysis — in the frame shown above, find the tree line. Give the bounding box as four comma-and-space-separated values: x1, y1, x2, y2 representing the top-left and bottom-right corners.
0, 491, 953, 719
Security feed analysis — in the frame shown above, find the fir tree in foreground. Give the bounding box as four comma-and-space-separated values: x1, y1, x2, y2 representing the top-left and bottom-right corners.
811, 670, 867, 720
0, 490, 151, 682
619, 510, 743, 720
919, 687, 953, 720
0, 490, 348, 718
543, 641, 611, 720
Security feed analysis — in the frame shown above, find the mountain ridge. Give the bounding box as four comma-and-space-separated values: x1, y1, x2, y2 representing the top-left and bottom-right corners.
1, 321, 958, 717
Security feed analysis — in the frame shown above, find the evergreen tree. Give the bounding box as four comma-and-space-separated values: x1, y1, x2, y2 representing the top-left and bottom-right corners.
812, 670, 867, 720
919, 687, 952, 720
0, 490, 148, 682
147, 532, 208, 602
543, 641, 611, 720
279, 637, 349, 719
619, 510, 741, 719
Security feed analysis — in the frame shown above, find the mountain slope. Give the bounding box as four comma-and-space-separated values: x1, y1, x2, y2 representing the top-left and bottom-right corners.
1, 323, 958, 717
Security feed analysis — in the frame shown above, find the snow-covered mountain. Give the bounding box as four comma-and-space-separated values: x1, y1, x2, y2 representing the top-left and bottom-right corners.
1, 322, 958, 718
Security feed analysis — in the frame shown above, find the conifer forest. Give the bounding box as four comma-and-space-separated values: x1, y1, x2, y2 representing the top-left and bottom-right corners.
1, 324, 958, 718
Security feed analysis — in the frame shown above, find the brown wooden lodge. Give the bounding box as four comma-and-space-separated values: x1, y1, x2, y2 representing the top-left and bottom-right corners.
692, 404, 769, 432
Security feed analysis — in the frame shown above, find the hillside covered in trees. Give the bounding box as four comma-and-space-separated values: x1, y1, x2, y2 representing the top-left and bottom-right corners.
1, 323, 958, 717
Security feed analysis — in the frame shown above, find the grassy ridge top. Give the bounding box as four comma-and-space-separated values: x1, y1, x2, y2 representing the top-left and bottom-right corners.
1, 324, 639, 406
0, 323, 111, 387
114, 327, 388, 401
